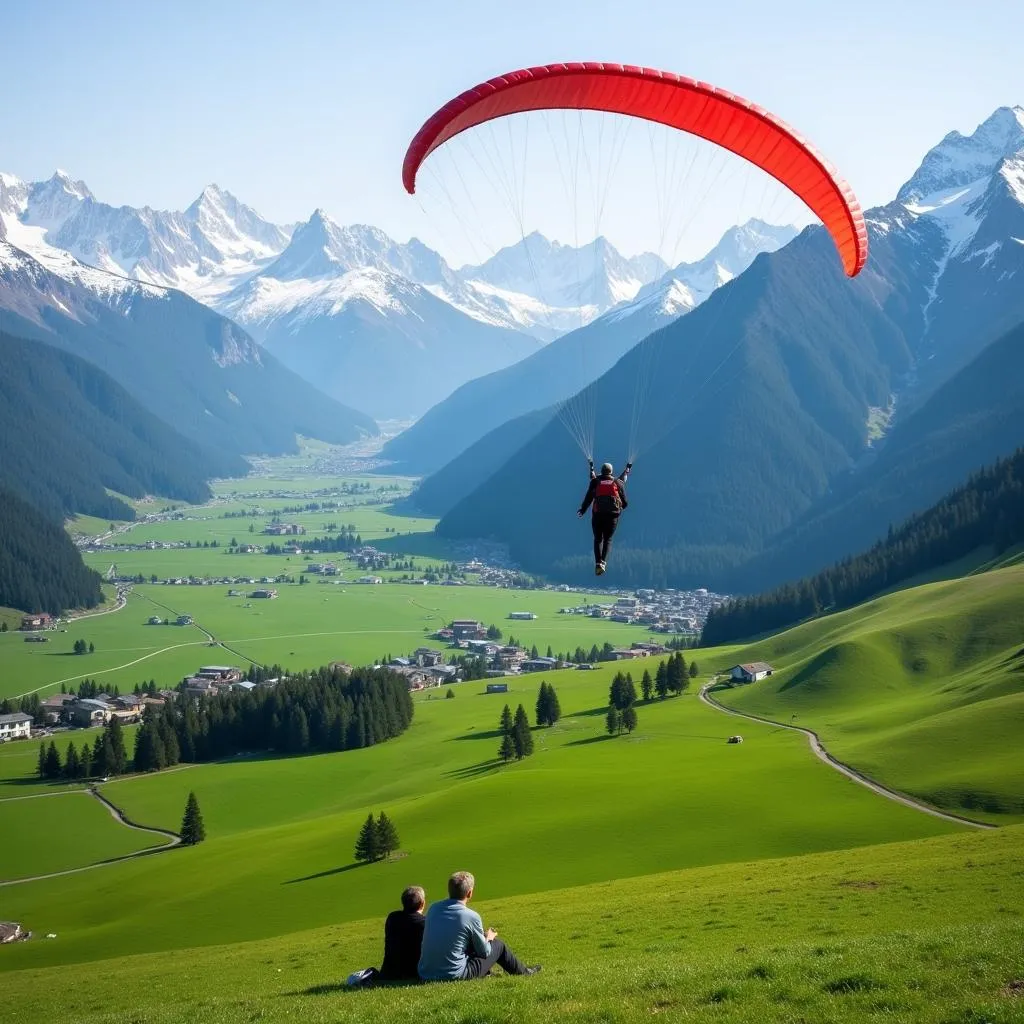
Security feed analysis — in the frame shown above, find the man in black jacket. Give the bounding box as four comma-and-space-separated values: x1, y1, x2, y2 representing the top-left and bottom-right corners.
380, 886, 427, 982
578, 460, 631, 576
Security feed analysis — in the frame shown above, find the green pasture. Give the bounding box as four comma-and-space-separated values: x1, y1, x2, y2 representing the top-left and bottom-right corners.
0, 658, 956, 970
0, 790, 161, 881
0, 583, 648, 700
719, 562, 1024, 823
2, 827, 1022, 1023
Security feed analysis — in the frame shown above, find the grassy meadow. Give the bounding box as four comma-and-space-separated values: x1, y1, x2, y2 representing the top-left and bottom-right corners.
2, 826, 1022, 1024
718, 563, 1024, 823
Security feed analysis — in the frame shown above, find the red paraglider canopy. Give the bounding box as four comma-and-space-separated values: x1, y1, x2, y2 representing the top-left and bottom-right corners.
403, 62, 868, 277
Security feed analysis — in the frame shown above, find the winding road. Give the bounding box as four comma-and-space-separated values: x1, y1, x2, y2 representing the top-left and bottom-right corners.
699, 682, 994, 830
0, 786, 180, 888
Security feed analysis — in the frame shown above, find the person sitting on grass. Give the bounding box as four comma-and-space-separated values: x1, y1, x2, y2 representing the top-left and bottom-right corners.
380, 885, 427, 982
418, 870, 541, 981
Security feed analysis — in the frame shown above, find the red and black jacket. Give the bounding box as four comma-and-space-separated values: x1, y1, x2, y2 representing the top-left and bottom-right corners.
579, 473, 629, 517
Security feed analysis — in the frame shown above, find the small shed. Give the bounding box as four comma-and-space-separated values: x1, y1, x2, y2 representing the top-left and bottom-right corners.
485, 683, 509, 694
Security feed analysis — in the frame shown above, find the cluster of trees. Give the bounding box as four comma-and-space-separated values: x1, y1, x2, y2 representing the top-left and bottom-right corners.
535, 682, 561, 727
701, 447, 1024, 646
153, 664, 413, 766
72, 639, 95, 655
498, 704, 534, 762
645, 652, 696, 700
37, 718, 128, 780
354, 811, 401, 863
606, 672, 638, 736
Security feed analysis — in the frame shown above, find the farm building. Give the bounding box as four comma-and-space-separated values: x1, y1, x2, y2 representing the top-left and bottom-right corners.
508, 611, 537, 620
357, 576, 383, 585
23, 634, 48, 643
450, 620, 485, 640
70, 699, 111, 728
20, 613, 52, 631
521, 657, 558, 673
0, 712, 32, 741
485, 683, 509, 693
250, 589, 278, 599
729, 662, 774, 683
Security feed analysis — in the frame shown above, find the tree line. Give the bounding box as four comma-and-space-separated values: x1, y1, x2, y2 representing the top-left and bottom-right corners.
701, 447, 1024, 646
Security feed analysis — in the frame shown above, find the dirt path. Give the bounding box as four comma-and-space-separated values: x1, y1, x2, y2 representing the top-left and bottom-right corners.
698, 683, 994, 831
0, 787, 180, 888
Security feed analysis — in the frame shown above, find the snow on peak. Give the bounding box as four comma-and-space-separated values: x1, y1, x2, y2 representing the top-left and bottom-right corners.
898, 105, 1024, 203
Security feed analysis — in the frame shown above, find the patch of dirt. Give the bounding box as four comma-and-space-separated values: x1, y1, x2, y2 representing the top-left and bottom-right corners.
1002, 980, 1024, 998
838, 879, 885, 890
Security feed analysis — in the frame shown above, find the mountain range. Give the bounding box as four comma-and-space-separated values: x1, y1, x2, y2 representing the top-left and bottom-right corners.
431, 106, 1024, 591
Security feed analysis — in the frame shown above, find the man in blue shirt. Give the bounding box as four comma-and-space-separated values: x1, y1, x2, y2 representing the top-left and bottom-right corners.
418, 871, 541, 981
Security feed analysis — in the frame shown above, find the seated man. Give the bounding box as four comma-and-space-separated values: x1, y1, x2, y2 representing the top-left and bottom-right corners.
379, 885, 427, 982
418, 871, 540, 981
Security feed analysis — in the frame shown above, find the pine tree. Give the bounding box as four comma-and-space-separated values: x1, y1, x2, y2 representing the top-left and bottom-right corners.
606, 706, 621, 737
535, 682, 550, 727
512, 704, 533, 759
546, 685, 561, 726
354, 813, 380, 862
180, 791, 206, 846
80, 743, 93, 780
104, 717, 128, 775
286, 706, 310, 753
689, 661, 699, 679
499, 703, 514, 736
375, 812, 400, 859
44, 740, 62, 779
530, 644, 539, 659
641, 669, 653, 702
64, 741, 80, 780
498, 732, 516, 762
655, 661, 669, 699
37, 741, 46, 779
621, 706, 638, 733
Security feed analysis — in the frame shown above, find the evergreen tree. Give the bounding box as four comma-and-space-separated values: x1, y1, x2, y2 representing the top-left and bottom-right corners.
621, 706, 638, 733
354, 812, 380, 862
606, 706, 621, 737
180, 791, 206, 846
89, 641, 95, 654
80, 742, 93, 780
498, 732, 516, 762
689, 661, 699, 679
641, 669, 653, 702
104, 717, 128, 775
37, 741, 46, 779
375, 812, 400, 859
286, 706, 310, 753
655, 661, 669, 699
530, 644, 539, 659
499, 703, 514, 736
512, 704, 534, 759
535, 682, 550, 727
446, 688, 455, 699
546, 645, 554, 659
133, 721, 166, 772
64, 741, 80, 780
44, 740, 62, 779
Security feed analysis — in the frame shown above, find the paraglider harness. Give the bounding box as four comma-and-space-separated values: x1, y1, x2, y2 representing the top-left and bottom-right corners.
587, 460, 630, 517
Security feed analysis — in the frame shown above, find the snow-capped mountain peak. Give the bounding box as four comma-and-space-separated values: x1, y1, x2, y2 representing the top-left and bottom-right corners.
184, 183, 290, 258
897, 105, 1024, 203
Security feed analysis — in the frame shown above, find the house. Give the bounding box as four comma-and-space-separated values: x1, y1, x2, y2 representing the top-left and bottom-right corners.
250, 589, 278, 599
485, 682, 509, 694
70, 699, 111, 728
39, 694, 75, 725
20, 613, 52, 631
413, 647, 444, 667
729, 662, 774, 683
450, 619, 485, 640
198, 666, 242, 683
426, 664, 459, 686
508, 611, 537, 621
521, 657, 558, 673
0, 712, 32, 741
232, 680, 257, 692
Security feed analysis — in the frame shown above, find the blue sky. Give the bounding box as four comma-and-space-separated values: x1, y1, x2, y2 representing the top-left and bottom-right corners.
4, 0, 1023, 264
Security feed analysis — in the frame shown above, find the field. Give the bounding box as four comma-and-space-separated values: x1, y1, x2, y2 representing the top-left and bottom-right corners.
2, 826, 1022, 1024
3, 453, 1020, 1023
717, 563, 1024, 823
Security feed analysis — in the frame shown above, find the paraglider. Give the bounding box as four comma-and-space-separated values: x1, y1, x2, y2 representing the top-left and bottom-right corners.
403, 63, 868, 573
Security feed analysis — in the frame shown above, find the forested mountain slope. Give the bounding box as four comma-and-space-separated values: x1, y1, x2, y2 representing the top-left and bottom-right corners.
0, 331, 242, 522
704, 445, 1024, 644
0, 488, 103, 613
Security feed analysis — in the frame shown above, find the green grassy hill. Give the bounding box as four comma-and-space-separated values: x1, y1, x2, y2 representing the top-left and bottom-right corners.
3, 826, 1022, 1024
0, 658, 955, 971
717, 563, 1024, 822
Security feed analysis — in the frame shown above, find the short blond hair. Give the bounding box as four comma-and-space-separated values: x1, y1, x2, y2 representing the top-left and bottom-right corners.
448, 871, 475, 899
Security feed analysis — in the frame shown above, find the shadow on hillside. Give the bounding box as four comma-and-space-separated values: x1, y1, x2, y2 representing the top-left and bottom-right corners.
444, 759, 501, 779
449, 728, 504, 742
564, 735, 616, 747
284, 862, 363, 885
566, 706, 609, 719
288, 978, 423, 997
